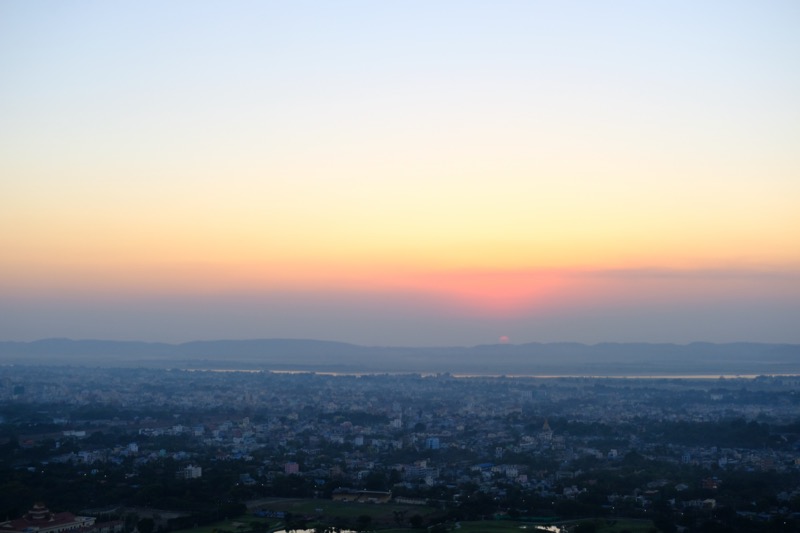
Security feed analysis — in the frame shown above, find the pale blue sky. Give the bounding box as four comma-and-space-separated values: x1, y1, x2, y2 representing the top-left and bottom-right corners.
1, 1, 799, 345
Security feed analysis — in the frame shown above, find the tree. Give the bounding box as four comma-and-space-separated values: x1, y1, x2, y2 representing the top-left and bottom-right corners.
124, 513, 139, 533
137, 518, 155, 533
393, 510, 407, 526
249, 521, 266, 533
364, 470, 386, 491
356, 515, 372, 532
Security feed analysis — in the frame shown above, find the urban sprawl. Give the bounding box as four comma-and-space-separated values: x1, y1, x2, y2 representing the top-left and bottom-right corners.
1, 366, 799, 532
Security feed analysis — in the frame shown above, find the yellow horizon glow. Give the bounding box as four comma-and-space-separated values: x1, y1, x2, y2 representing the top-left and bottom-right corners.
2, 2, 799, 340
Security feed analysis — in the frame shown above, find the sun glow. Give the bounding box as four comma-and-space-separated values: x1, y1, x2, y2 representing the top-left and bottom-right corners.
1, 2, 799, 343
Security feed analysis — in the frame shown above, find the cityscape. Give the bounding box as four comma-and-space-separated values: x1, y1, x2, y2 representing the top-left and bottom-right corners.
2, 364, 799, 532
2, 1, 799, 532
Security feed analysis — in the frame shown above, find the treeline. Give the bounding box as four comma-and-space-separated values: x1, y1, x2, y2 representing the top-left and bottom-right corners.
651, 418, 779, 448
540, 416, 798, 450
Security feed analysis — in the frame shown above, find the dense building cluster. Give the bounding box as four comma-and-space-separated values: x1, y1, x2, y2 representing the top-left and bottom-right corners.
1, 366, 799, 531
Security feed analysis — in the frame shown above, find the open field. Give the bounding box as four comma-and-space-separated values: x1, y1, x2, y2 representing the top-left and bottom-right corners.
175, 517, 276, 533
251, 496, 439, 520
175, 499, 657, 533
456, 519, 656, 532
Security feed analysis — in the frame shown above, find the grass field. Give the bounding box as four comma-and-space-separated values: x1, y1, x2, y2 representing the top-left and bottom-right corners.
176, 517, 277, 533
250, 497, 439, 526
178, 518, 658, 533
175, 499, 658, 533
437, 519, 656, 532
253, 497, 438, 519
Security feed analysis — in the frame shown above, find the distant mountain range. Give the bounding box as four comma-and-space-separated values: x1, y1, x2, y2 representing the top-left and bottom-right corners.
1, 338, 798, 376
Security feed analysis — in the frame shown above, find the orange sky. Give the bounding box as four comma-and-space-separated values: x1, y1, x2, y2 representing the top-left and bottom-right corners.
1, 2, 799, 344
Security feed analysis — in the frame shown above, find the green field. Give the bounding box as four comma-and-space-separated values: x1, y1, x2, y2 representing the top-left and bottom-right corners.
252, 497, 438, 518
175, 517, 276, 533
458, 519, 656, 532
175, 499, 658, 533
249, 498, 439, 527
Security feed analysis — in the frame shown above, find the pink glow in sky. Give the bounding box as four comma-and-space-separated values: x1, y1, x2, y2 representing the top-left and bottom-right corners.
1, 2, 799, 345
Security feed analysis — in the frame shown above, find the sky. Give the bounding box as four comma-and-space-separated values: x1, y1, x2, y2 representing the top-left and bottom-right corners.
1, 1, 799, 346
